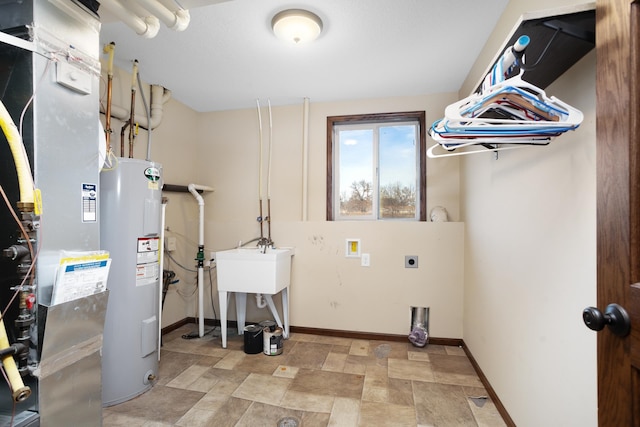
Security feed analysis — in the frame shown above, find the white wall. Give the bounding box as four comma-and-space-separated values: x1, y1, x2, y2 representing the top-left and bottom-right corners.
459, 2, 597, 425
100, 66, 468, 338
196, 94, 466, 338
100, 2, 599, 422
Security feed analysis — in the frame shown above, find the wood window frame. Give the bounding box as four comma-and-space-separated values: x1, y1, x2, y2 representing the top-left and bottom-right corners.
326, 111, 427, 221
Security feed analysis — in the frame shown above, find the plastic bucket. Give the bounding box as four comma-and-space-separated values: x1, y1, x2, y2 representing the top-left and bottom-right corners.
244, 324, 263, 354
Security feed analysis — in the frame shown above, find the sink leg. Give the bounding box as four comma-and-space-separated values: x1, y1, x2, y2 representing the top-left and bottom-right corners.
264, 294, 284, 332
219, 290, 228, 348
282, 287, 289, 338
235, 292, 247, 335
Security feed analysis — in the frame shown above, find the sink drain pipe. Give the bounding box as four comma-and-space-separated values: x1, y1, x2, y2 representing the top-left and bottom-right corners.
188, 183, 214, 337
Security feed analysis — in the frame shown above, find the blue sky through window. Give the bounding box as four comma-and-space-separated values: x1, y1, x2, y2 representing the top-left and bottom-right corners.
339, 124, 416, 195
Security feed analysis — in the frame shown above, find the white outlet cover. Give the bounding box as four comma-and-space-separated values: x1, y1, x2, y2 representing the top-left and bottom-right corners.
361, 253, 370, 267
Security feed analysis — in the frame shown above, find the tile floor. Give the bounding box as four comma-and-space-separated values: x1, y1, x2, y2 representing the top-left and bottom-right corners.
102, 324, 506, 426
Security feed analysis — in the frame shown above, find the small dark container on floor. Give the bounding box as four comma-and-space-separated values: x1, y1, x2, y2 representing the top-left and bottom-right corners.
244, 324, 263, 354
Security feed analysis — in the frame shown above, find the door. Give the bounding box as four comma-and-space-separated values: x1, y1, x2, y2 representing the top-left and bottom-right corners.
595, 0, 640, 425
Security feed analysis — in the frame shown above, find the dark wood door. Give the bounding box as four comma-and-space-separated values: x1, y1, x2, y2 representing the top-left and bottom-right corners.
596, 0, 640, 425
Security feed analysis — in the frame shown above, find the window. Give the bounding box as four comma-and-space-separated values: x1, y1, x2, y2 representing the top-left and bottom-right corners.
327, 111, 426, 221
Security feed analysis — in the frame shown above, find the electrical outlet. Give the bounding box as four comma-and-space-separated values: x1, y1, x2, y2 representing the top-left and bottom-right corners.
204, 251, 216, 267
405, 255, 418, 268
165, 236, 177, 251
361, 253, 370, 267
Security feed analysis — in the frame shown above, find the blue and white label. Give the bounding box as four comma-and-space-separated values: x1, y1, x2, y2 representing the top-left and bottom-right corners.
81, 183, 97, 222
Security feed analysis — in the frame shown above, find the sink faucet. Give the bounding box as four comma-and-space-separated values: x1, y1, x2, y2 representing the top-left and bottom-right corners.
257, 237, 273, 253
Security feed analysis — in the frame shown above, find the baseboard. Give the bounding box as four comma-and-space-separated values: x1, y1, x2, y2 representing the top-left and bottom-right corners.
173, 317, 461, 346
461, 340, 515, 427
166, 317, 512, 425
289, 325, 462, 347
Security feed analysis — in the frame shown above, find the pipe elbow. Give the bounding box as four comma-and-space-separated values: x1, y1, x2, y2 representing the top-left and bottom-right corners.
140, 16, 160, 38
161, 88, 172, 103
187, 184, 205, 205
255, 294, 268, 309
169, 9, 190, 32
151, 85, 171, 108
148, 85, 171, 129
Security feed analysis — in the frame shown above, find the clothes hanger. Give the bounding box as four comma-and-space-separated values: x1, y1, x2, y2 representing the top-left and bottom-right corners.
426, 139, 550, 158
443, 73, 583, 130
427, 34, 583, 158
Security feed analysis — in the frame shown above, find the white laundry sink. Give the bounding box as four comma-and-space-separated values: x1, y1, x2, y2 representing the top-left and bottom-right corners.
215, 247, 294, 294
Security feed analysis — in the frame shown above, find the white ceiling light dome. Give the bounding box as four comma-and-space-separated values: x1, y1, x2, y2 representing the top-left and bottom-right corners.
271, 9, 323, 44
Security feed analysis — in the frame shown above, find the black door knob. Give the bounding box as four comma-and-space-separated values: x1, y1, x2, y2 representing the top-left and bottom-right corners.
582, 303, 631, 337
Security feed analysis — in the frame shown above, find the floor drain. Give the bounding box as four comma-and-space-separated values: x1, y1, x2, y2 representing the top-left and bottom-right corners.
277, 416, 300, 427
374, 343, 391, 358
469, 396, 488, 408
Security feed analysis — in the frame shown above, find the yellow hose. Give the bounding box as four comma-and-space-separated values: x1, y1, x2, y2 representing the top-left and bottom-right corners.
0, 102, 35, 402
0, 100, 35, 205
0, 317, 30, 402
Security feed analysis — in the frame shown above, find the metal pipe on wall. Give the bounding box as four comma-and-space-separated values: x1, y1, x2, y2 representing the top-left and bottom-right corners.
103, 42, 115, 154
128, 60, 138, 158
136, 71, 152, 161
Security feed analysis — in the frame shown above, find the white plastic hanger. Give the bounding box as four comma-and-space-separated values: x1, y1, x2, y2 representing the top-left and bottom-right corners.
427, 35, 584, 158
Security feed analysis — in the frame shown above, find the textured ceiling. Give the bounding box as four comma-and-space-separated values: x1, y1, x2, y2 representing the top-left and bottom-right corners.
99, 0, 509, 112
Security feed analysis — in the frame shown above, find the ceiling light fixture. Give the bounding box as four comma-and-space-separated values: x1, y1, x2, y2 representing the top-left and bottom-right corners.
271, 9, 323, 44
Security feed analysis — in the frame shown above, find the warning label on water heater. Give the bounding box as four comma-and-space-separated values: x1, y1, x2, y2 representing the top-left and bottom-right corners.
81, 183, 97, 222
136, 237, 159, 286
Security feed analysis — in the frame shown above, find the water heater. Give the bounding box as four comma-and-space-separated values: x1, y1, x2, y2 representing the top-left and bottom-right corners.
100, 158, 163, 406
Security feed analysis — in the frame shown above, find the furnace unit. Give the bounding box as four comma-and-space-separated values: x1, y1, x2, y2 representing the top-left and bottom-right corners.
0, 1, 105, 426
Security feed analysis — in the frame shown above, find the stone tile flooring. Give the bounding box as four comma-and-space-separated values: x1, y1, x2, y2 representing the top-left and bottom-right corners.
102, 324, 506, 426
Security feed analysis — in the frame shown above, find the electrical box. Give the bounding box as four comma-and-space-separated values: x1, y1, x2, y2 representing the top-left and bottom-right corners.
405, 255, 419, 268
346, 239, 361, 257
165, 236, 177, 251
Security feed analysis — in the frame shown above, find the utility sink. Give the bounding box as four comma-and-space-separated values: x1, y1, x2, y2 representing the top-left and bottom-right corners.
215, 247, 294, 294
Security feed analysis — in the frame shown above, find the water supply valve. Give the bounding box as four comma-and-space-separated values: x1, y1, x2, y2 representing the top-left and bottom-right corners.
25, 293, 35, 311
196, 245, 205, 268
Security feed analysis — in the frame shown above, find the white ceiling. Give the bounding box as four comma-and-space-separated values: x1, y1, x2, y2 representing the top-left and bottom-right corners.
99, 0, 509, 113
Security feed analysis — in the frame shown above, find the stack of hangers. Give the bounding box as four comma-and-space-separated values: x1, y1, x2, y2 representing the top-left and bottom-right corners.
427, 38, 584, 158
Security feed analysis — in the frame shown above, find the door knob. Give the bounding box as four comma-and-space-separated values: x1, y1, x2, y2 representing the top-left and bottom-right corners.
582, 303, 631, 337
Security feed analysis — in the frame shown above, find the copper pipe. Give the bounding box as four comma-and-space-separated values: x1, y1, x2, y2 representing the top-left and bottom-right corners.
105, 76, 113, 152
103, 42, 115, 153
128, 60, 138, 158
128, 91, 135, 158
